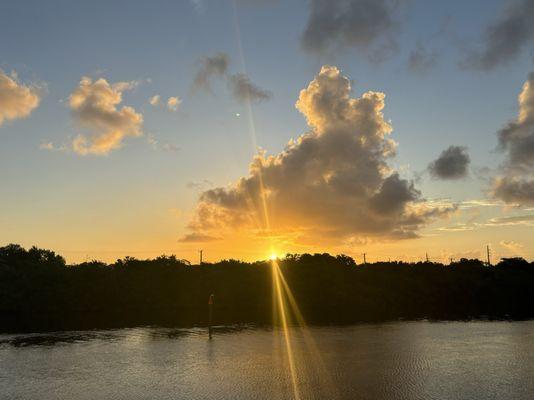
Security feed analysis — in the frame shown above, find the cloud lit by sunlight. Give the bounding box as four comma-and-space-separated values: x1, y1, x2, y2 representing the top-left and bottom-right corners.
69, 77, 143, 155
0, 69, 41, 126
181, 66, 454, 246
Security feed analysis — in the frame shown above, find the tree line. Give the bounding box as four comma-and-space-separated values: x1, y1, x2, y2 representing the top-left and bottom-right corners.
1, 244, 533, 333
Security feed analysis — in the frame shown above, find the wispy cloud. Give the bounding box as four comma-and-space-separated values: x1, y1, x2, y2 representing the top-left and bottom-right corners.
301, 0, 404, 62
500, 240, 524, 253
192, 53, 229, 92
192, 53, 272, 103
178, 233, 220, 243
485, 214, 534, 226
228, 73, 272, 103
462, 0, 534, 70
408, 43, 438, 74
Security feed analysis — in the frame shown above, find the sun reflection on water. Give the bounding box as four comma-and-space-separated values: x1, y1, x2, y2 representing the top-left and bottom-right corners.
270, 258, 338, 399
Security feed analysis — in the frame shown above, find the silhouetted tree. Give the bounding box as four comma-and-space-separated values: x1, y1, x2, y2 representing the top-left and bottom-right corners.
1, 244, 534, 333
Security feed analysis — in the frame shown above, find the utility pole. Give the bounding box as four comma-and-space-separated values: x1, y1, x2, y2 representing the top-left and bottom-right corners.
486, 245, 491, 266
450, 257, 453, 265
426, 253, 429, 262
363, 253, 367, 264
199, 249, 203, 265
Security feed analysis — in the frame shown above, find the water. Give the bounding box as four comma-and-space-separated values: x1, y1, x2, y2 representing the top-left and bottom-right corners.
1, 321, 534, 399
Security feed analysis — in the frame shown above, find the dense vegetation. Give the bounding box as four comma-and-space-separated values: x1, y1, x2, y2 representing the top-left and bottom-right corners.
1, 244, 534, 333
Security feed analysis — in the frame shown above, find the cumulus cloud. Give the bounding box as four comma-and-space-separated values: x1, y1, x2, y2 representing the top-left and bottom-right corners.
408, 43, 438, 74
149, 95, 161, 106
228, 73, 272, 103
167, 96, 182, 111
149, 94, 182, 112
493, 177, 534, 204
0, 70, 41, 126
463, 0, 534, 70
192, 53, 229, 91
301, 0, 403, 62
428, 146, 470, 180
491, 72, 534, 205
69, 77, 143, 155
182, 66, 453, 244
498, 72, 534, 171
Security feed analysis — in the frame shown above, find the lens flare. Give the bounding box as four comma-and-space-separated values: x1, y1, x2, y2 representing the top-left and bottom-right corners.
272, 259, 301, 400
231, 3, 335, 397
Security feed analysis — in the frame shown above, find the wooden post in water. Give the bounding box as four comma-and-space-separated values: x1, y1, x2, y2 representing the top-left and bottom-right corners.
208, 293, 214, 339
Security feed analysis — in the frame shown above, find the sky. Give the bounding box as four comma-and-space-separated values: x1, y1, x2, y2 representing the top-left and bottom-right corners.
1, 0, 534, 264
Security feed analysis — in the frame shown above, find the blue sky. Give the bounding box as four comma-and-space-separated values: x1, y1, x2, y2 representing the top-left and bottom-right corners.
1, 0, 533, 262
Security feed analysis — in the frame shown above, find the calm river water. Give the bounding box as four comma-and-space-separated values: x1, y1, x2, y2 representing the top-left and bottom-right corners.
1, 321, 534, 399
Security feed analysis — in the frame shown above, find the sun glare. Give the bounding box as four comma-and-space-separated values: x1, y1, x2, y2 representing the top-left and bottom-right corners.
269, 254, 278, 261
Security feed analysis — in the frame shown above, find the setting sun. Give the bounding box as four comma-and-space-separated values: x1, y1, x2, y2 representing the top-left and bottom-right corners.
2, 1, 534, 399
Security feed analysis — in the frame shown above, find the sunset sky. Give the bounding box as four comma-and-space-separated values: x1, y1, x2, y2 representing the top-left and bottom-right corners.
1, 0, 533, 264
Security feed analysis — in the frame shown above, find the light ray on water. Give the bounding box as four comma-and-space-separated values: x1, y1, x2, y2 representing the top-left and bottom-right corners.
272, 259, 301, 400
231, 3, 335, 397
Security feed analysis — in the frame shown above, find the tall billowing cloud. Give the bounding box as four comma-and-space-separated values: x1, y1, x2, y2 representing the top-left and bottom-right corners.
0, 70, 41, 127
428, 146, 470, 180
301, 0, 402, 61
463, 0, 534, 70
228, 73, 272, 103
491, 72, 534, 205
192, 53, 229, 91
182, 66, 452, 244
69, 77, 143, 155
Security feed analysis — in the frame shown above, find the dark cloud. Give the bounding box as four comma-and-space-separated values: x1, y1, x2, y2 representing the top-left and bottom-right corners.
228, 73, 272, 103
177, 233, 220, 243
183, 66, 453, 244
462, 0, 534, 70
428, 146, 470, 180
493, 178, 534, 206
498, 72, 534, 171
491, 72, 534, 205
192, 53, 229, 91
193, 53, 272, 103
408, 43, 438, 74
301, 0, 403, 62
